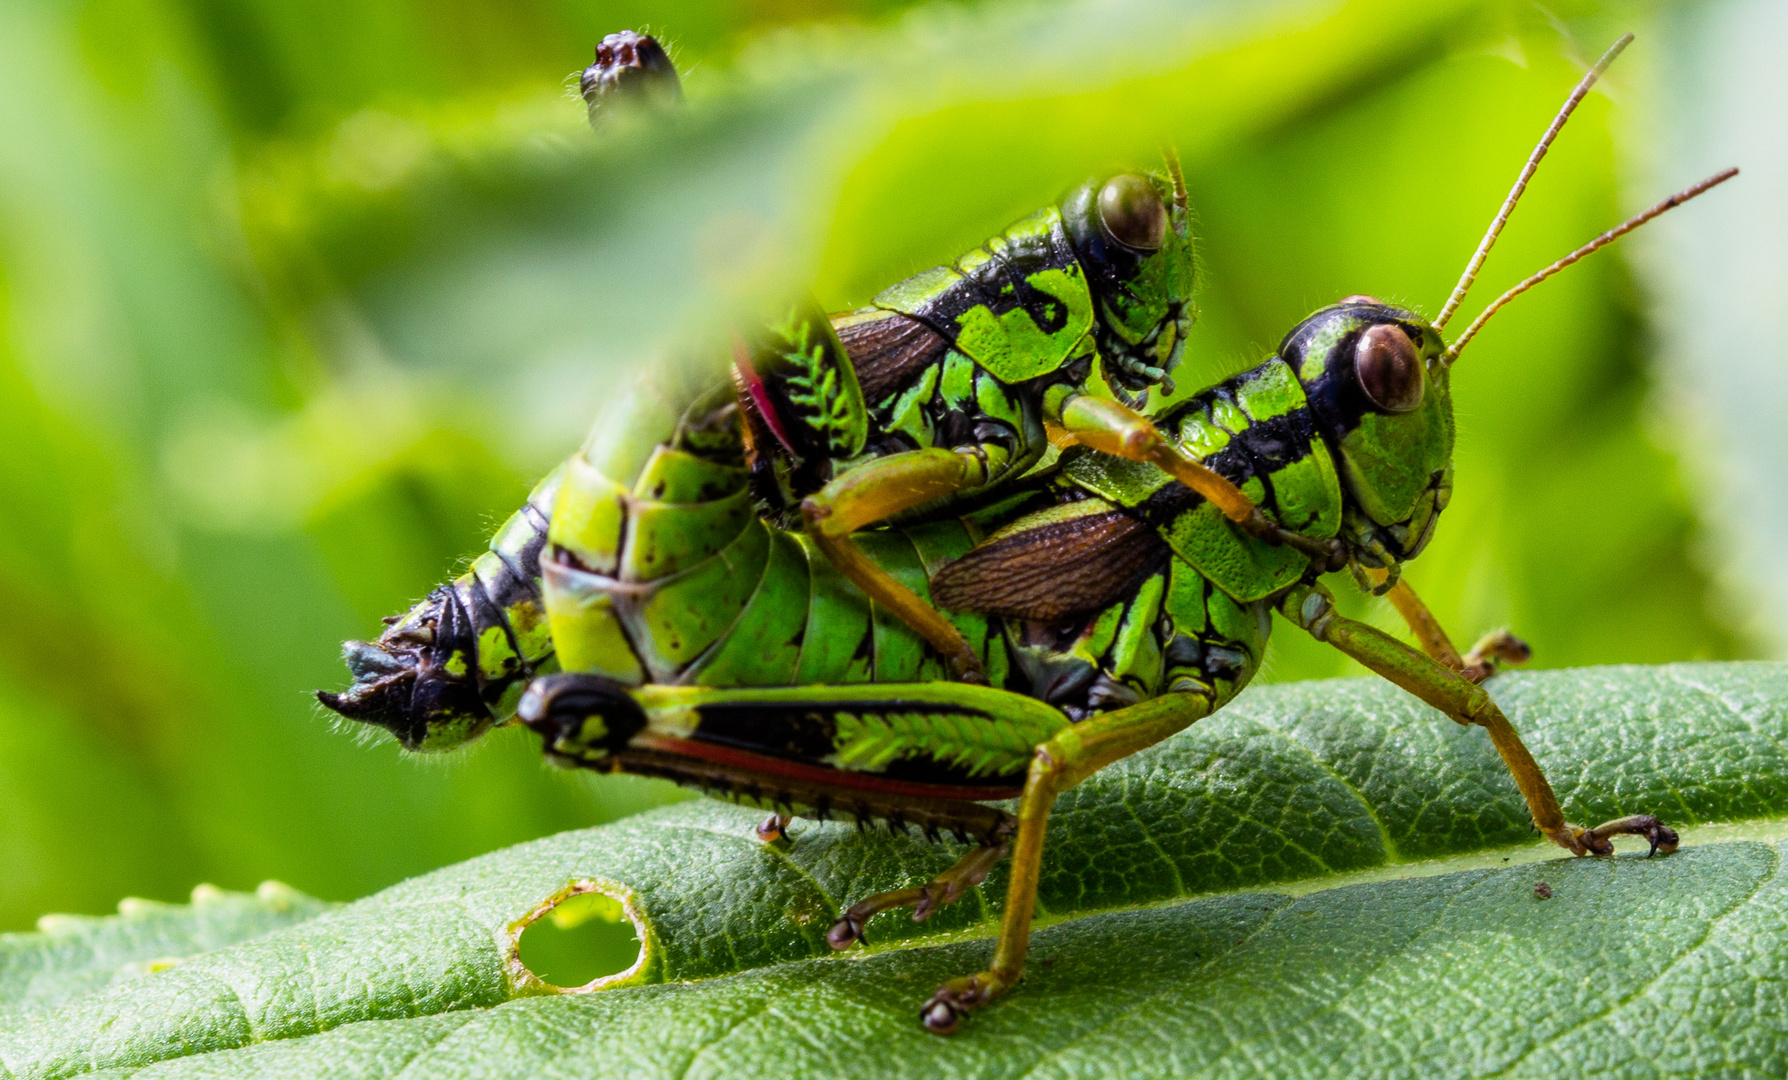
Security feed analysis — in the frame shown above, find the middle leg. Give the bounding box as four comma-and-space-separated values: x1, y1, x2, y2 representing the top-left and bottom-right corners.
801, 448, 997, 682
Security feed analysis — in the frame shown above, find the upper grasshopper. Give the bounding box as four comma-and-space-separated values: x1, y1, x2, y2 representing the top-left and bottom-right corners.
319, 32, 1324, 738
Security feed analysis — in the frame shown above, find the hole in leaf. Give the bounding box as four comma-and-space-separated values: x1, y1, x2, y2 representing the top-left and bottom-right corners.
512, 885, 643, 990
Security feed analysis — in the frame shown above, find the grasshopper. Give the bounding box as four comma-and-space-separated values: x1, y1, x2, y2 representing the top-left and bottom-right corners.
586, 33, 1347, 682
321, 34, 1732, 1032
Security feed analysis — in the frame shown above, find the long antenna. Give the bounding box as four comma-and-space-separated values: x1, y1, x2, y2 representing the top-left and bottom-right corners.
1433, 33, 1633, 331
1160, 145, 1189, 212
1443, 167, 1738, 362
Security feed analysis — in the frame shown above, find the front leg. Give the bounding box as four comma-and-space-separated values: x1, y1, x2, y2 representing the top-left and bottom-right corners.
920, 690, 1219, 1033
1373, 572, 1530, 684
802, 448, 996, 682
1281, 582, 1677, 858
1056, 395, 1347, 569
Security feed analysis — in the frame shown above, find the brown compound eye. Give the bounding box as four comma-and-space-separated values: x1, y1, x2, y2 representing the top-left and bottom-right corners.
1097, 175, 1167, 252
1354, 324, 1424, 412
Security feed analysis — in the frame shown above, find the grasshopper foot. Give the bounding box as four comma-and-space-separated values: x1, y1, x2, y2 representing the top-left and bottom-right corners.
1460, 629, 1531, 683
951, 652, 990, 686
755, 813, 792, 844
921, 969, 1012, 1035
1586, 814, 1679, 857
826, 886, 924, 950
1547, 815, 1679, 857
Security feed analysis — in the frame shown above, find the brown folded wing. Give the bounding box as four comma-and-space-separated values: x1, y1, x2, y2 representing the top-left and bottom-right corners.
931, 510, 1166, 622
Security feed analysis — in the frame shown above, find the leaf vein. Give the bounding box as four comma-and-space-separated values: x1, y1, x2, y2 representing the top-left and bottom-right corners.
1255, 714, 1401, 863
1006, 894, 1297, 1080
641, 820, 844, 927
1482, 842, 1784, 1078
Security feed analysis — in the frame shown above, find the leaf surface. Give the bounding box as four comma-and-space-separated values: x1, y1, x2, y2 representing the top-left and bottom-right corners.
4, 662, 1786, 1078
0, 885, 332, 1027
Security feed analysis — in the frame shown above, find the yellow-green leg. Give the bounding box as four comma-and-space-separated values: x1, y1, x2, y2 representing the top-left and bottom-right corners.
802, 448, 996, 681
918, 690, 1216, 1034
803, 397, 1346, 685
1280, 581, 1677, 859
1370, 570, 1530, 684
827, 837, 1013, 950
1057, 395, 1347, 569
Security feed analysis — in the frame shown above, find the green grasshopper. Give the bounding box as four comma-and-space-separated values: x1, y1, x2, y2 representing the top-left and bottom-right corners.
575, 32, 1352, 685
321, 34, 1732, 1032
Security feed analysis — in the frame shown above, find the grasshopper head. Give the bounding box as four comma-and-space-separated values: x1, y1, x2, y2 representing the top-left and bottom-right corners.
1061, 169, 1195, 404
317, 588, 496, 753
1279, 298, 1454, 565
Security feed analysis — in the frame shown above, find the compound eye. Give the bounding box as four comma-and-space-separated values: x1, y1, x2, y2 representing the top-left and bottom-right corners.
1097, 175, 1167, 252
1354, 324, 1425, 412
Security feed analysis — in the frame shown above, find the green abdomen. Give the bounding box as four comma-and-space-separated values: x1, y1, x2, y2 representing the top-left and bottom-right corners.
543, 411, 1006, 691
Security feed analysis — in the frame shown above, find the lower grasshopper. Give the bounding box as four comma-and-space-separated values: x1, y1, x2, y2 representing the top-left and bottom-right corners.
322, 34, 1732, 1032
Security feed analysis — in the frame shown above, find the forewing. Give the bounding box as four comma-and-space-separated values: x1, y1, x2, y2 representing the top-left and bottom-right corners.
833, 309, 950, 403
931, 506, 1166, 622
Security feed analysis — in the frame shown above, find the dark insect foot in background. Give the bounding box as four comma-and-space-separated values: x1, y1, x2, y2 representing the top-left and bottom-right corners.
581, 31, 681, 125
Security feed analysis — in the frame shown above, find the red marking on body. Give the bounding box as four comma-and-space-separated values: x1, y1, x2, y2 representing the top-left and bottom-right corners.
731, 346, 800, 458
633, 734, 1023, 802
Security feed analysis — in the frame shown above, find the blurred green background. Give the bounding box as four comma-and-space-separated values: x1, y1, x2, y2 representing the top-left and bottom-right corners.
0, 0, 1780, 931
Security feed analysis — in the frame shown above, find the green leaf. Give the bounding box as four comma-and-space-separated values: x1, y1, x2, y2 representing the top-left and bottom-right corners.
4, 662, 1787, 1077
0, 884, 333, 1027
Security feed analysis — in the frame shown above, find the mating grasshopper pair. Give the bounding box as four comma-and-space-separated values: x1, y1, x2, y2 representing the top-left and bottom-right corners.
321, 32, 1730, 1033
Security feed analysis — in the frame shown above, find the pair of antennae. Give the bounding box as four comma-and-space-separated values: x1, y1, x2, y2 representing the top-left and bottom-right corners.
1436, 33, 1736, 364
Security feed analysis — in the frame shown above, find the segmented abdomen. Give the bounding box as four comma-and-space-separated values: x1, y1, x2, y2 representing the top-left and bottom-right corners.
542, 374, 1007, 693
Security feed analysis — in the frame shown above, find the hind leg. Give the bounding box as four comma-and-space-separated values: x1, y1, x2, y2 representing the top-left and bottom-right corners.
827, 836, 1012, 949
918, 690, 1218, 1034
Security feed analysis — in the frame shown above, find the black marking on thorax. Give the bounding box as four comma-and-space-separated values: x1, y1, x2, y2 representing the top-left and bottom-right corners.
901, 220, 1081, 342
1144, 389, 1321, 525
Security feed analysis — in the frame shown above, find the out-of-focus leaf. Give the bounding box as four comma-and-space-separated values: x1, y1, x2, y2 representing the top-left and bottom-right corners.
1647, 0, 1788, 657
235, 0, 1521, 452
3, 662, 1784, 1077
